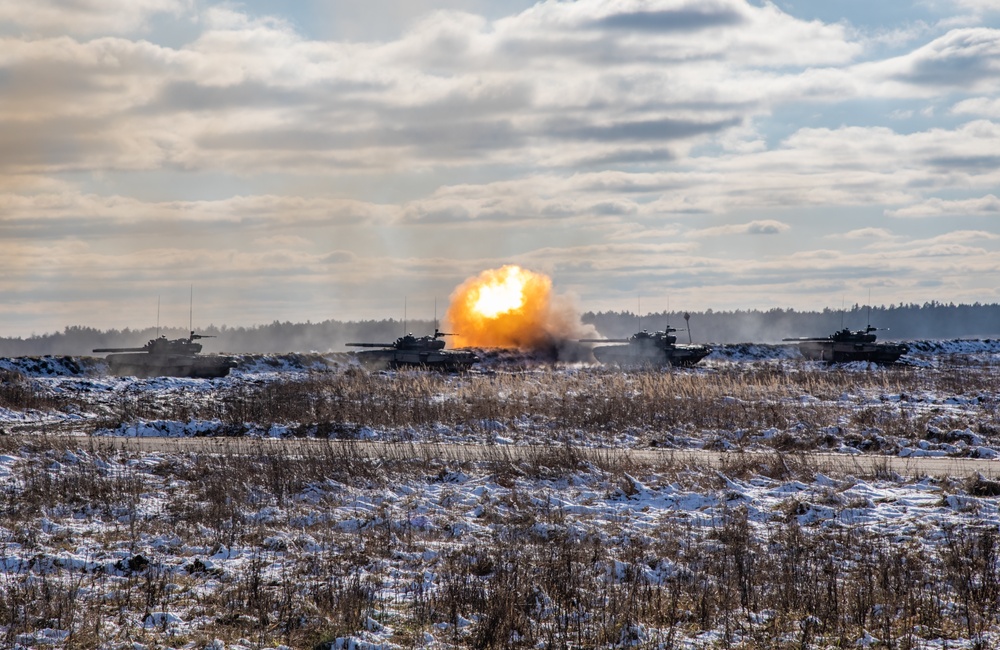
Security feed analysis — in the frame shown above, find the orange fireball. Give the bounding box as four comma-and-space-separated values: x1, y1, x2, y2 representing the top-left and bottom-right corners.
445, 265, 592, 350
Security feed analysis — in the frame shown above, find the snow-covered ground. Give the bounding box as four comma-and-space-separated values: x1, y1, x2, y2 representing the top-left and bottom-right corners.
1, 438, 999, 648
707, 337, 1000, 364
1, 342, 999, 647
1, 340, 999, 459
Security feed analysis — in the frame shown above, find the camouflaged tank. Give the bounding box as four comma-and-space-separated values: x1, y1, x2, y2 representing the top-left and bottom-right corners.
783, 326, 908, 364
580, 326, 712, 367
346, 329, 479, 370
93, 332, 236, 378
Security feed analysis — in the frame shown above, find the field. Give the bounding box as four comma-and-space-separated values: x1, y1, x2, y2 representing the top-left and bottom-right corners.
1, 342, 1000, 649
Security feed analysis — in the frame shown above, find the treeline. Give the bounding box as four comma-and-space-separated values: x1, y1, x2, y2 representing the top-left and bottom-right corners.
1, 302, 997, 356
584, 301, 1000, 343
0, 320, 429, 357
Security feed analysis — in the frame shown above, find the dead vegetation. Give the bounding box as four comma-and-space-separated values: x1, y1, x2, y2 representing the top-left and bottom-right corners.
1, 440, 999, 648
4, 357, 998, 454
2, 360, 1000, 647
71, 363, 1000, 455
0, 369, 75, 415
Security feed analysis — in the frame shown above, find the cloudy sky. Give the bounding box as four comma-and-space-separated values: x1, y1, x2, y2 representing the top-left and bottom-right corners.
2, 0, 1000, 336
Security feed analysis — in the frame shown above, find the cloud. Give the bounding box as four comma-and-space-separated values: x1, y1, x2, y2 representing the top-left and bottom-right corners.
878, 28, 1000, 90
593, 7, 746, 32
551, 116, 742, 143
688, 220, 790, 238
0, 4, 966, 183
930, 229, 1000, 242
885, 194, 1000, 217
255, 234, 313, 248
851, 230, 1000, 257
322, 250, 358, 265
899, 243, 989, 257
398, 181, 644, 226
0, 191, 391, 234
3, 1, 1000, 334
386, 114, 1000, 228
952, 96, 1000, 116
841, 228, 896, 240
745, 220, 790, 235
0, 0, 863, 176
503, 0, 859, 67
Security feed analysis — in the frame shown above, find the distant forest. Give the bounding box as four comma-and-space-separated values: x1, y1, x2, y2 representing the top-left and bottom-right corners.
584, 302, 1000, 345
1, 302, 998, 356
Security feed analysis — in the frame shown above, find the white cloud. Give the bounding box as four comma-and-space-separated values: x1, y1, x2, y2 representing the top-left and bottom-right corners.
930, 229, 1000, 242
841, 228, 897, 240
0, 0, 862, 175
503, 0, 860, 67
0, 191, 392, 230
2, 1, 1000, 333
0, 3, 992, 181
885, 194, 1000, 217
688, 220, 791, 238
952, 96, 1000, 116
860, 28, 1000, 95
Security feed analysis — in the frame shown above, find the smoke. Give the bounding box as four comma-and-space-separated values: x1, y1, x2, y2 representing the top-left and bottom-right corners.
444, 265, 597, 359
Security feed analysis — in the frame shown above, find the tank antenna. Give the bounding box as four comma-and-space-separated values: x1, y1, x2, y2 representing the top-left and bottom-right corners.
156, 295, 161, 338
403, 296, 407, 336
637, 294, 641, 331
189, 284, 194, 335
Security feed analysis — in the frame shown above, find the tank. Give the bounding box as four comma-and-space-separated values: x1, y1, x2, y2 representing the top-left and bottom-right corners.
93, 332, 236, 378
782, 326, 909, 364
580, 326, 712, 367
346, 329, 479, 370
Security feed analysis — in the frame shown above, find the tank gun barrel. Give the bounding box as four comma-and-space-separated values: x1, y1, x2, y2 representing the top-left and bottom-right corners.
93, 347, 147, 353
579, 338, 631, 343
346, 342, 395, 348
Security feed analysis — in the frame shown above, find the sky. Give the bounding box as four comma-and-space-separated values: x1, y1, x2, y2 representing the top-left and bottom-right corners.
2, 0, 1000, 336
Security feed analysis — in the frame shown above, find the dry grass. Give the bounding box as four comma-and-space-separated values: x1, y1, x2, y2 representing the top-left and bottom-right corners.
1, 440, 998, 648
72, 363, 999, 454
0, 370, 74, 414
3, 360, 1000, 646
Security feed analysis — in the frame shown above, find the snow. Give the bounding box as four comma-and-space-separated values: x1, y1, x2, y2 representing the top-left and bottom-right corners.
1, 343, 1000, 646
0, 342, 995, 456
142, 612, 185, 628
706, 338, 1000, 366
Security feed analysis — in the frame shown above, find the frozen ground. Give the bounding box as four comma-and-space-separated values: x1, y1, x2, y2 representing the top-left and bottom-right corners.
0, 341, 998, 648
2, 435, 1000, 648
1, 340, 998, 459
